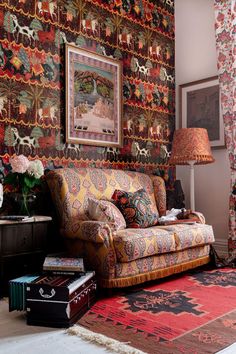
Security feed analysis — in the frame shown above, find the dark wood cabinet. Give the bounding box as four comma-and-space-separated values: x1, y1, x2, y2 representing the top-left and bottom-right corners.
0, 216, 52, 297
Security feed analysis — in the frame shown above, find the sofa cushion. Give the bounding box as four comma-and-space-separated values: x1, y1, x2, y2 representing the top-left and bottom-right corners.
113, 223, 215, 263
160, 223, 215, 251
115, 245, 211, 279
113, 226, 176, 262
87, 198, 126, 231
112, 188, 159, 228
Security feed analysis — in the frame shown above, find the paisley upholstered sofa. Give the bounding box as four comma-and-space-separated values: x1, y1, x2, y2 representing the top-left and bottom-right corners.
46, 168, 215, 288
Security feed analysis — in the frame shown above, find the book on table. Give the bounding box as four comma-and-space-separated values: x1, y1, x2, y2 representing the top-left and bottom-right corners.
0, 215, 34, 222
43, 256, 85, 275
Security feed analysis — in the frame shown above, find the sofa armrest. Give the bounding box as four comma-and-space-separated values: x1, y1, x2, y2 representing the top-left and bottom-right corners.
189, 211, 206, 224
63, 220, 117, 280
80, 221, 114, 243
63, 219, 114, 244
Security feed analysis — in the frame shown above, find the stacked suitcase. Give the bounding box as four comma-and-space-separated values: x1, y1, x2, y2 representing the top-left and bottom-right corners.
9, 272, 97, 328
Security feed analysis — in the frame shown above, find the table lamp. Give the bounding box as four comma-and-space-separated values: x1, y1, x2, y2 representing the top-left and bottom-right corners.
169, 128, 214, 211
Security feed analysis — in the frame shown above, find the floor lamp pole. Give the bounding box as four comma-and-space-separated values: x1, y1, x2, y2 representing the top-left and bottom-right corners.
188, 161, 196, 211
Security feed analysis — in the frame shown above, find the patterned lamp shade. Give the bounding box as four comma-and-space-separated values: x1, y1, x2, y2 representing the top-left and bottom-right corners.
169, 128, 215, 165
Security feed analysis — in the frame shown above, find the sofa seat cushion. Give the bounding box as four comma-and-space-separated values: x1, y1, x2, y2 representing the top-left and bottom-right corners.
113, 226, 176, 262
113, 223, 215, 263
115, 245, 210, 279
159, 223, 215, 251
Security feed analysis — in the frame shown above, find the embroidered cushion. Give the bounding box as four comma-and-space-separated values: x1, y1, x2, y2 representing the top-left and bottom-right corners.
87, 198, 126, 231
111, 188, 159, 228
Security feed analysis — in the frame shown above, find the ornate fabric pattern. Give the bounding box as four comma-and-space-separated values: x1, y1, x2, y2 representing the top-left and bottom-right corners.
67, 230, 117, 279
150, 175, 167, 216
189, 211, 206, 224
66, 234, 210, 282
115, 245, 210, 279
0, 0, 175, 190
214, 1, 236, 255
112, 188, 159, 228
47, 166, 213, 288
113, 226, 176, 262
79, 220, 113, 243
113, 223, 214, 262
46, 167, 164, 236
87, 197, 126, 231
161, 224, 215, 251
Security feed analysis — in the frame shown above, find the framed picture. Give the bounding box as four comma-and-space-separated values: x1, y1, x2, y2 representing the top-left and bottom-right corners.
65, 44, 123, 147
180, 76, 225, 148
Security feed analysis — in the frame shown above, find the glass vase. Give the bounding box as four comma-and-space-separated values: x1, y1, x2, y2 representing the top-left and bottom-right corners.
11, 193, 37, 216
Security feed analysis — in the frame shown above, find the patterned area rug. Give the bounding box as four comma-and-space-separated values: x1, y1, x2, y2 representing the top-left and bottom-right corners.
75, 268, 236, 353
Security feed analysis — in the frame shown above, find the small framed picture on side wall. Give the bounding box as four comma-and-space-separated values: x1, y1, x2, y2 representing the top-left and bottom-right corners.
180, 76, 225, 148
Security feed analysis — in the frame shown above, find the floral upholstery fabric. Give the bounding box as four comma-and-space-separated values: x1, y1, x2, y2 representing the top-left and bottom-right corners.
113, 227, 176, 262
113, 224, 214, 262
66, 229, 117, 280
115, 245, 210, 279
88, 198, 126, 231
188, 211, 205, 224
160, 224, 215, 252
46, 168, 165, 239
79, 220, 113, 243
112, 188, 158, 228
46, 167, 214, 288
66, 237, 210, 281
150, 175, 166, 216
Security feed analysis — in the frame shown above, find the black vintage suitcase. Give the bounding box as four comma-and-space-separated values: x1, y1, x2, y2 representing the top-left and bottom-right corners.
26, 271, 96, 327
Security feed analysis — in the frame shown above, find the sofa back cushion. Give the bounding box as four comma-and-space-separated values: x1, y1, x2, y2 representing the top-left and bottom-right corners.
46, 168, 166, 227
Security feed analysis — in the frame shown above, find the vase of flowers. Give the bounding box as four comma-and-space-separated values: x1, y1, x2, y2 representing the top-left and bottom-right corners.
4, 155, 44, 216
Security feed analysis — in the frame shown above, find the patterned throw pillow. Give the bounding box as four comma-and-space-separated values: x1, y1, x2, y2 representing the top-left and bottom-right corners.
111, 189, 158, 228
87, 198, 126, 231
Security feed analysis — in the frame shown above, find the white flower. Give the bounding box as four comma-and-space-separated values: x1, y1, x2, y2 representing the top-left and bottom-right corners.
27, 160, 44, 179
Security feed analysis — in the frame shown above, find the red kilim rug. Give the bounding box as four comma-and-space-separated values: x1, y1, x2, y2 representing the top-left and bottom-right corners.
78, 268, 236, 353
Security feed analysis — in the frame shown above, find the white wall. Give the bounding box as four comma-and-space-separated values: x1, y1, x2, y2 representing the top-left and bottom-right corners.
175, 0, 231, 255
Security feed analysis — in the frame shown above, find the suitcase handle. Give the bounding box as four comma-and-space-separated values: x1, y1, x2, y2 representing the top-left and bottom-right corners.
39, 288, 56, 299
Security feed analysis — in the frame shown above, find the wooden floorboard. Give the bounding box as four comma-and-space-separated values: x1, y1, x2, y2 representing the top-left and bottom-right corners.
0, 299, 111, 354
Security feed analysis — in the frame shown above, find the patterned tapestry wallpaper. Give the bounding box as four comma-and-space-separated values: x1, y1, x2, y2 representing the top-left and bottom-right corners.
0, 0, 175, 187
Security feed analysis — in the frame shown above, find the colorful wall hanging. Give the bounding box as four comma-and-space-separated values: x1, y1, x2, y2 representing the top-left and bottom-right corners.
0, 0, 175, 188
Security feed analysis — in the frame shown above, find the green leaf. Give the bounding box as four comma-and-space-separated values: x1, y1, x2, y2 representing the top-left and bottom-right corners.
4, 173, 18, 186
24, 175, 37, 189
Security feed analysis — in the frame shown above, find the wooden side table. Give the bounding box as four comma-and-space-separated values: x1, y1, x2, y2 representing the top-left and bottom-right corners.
0, 216, 52, 297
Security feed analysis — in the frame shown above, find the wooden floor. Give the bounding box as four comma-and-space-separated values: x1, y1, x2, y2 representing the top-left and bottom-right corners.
0, 299, 111, 354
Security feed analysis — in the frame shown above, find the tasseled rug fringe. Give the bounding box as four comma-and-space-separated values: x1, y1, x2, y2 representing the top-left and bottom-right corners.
67, 325, 147, 354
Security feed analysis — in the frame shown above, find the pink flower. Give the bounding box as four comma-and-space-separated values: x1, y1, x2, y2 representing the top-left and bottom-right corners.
10, 155, 30, 174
